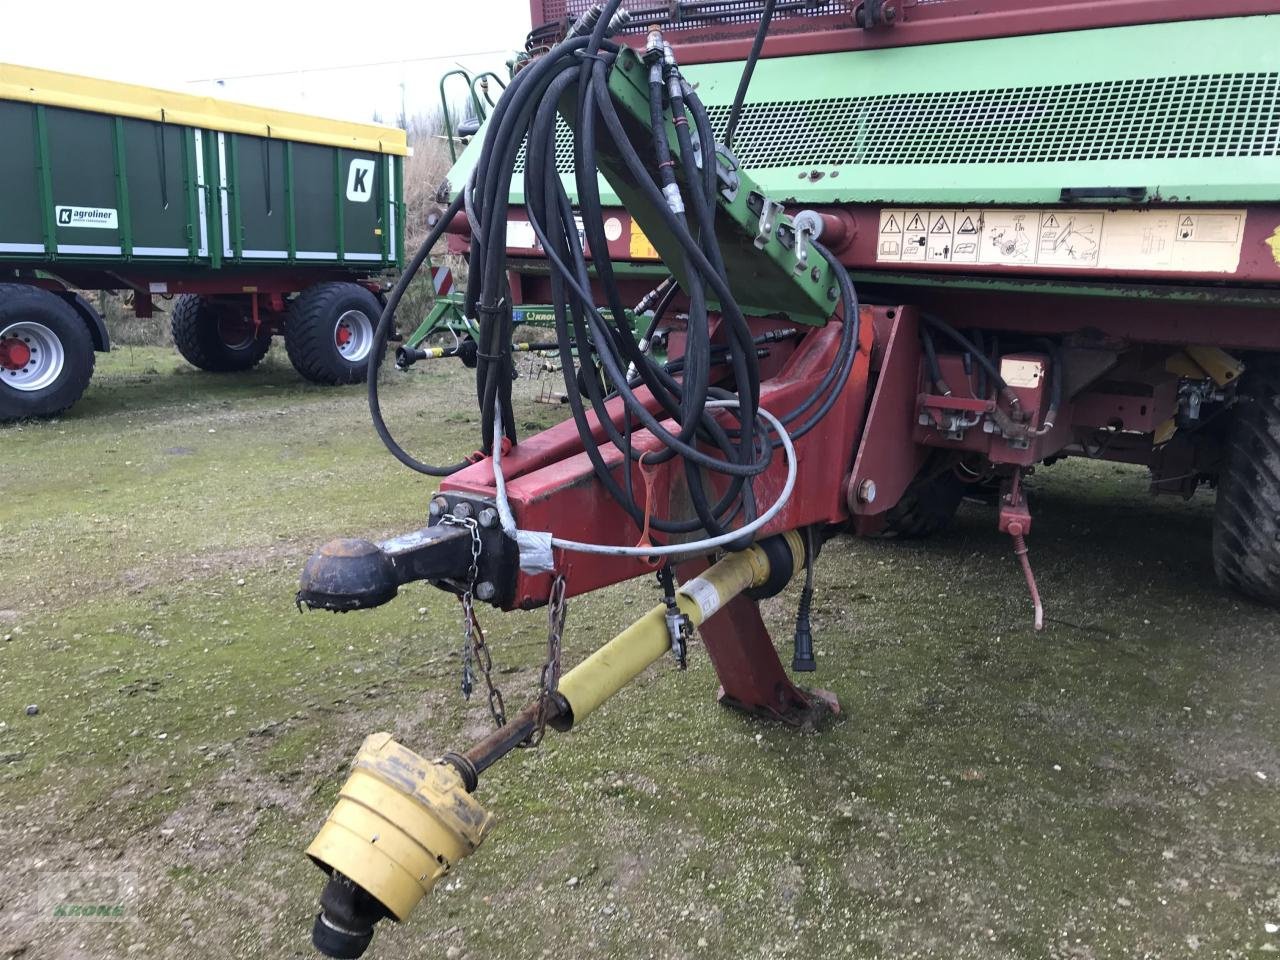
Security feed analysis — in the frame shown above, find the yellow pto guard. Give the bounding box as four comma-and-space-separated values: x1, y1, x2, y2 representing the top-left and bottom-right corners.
307, 733, 494, 955
306, 532, 806, 958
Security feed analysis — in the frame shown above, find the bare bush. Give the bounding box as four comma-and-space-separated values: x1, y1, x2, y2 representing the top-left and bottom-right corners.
397, 111, 469, 334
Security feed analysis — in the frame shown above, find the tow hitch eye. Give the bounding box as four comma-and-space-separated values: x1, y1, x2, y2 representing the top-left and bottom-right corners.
297, 495, 519, 613
307, 734, 495, 959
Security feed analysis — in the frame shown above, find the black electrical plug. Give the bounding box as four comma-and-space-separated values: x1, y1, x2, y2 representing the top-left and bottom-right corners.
792, 581, 816, 672
791, 528, 817, 672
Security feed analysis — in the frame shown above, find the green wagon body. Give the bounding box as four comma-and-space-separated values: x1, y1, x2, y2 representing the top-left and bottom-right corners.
0, 68, 404, 272
0, 64, 410, 419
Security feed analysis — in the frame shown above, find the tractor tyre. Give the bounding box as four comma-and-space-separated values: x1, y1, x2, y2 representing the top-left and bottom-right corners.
1212, 358, 1280, 604
284, 283, 382, 385
171, 295, 270, 373
872, 461, 967, 539
0, 283, 95, 421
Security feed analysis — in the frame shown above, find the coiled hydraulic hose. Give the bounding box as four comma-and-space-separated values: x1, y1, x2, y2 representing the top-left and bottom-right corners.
371, 0, 861, 551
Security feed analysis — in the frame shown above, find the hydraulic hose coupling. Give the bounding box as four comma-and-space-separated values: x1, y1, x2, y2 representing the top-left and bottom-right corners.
567, 3, 603, 38
306, 733, 495, 958
644, 27, 663, 63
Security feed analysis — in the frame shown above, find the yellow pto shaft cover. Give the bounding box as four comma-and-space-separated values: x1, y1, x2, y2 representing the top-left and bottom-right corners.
306, 733, 495, 922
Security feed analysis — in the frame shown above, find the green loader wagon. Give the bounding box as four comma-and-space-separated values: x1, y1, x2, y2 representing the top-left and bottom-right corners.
0, 64, 408, 420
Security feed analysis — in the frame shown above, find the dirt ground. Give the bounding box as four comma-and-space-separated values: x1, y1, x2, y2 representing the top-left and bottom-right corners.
1, 346, 1278, 960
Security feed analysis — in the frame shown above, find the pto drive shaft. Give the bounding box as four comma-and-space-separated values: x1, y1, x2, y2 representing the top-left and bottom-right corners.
305, 532, 804, 958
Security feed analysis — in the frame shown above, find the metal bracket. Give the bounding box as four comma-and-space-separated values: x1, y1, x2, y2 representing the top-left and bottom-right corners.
715, 144, 741, 202
426, 492, 520, 606
753, 195, 784, 250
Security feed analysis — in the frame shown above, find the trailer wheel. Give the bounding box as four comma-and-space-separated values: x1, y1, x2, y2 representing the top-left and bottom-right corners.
0, 284, 95, 421
871, 461, 966, 539
1212, 358, 1280, 604
171, 295, 270, 372
284, 283, 382, 385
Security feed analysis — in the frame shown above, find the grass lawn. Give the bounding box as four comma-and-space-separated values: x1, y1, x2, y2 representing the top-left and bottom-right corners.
1, 345, 1277, 959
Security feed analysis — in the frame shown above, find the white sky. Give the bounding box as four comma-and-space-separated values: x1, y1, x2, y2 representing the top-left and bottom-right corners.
0, 0, 533, 125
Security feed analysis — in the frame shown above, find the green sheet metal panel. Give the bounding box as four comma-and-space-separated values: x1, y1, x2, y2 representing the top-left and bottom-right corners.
467, 14, 1280, 208
293, 141, 340, 259
337, 148, 393, 265
214, 133, 397, 266
0, 101, 44, 256
225, 132, 290, 259
121, 117, 194, 257
46, 105, 122, 256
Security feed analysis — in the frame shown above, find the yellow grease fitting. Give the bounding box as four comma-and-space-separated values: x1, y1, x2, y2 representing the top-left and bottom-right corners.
305, 733, 495, 921
556, 531, 802, 723
0, 63, 408, 156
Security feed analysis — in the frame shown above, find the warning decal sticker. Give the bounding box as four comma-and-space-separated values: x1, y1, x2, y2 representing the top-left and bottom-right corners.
875, 207, 1247, 274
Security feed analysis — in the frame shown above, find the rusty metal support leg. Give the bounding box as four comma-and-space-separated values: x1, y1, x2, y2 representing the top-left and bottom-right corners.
679, 557, 839, 725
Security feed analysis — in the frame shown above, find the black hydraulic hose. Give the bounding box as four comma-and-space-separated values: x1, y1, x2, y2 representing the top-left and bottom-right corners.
587, 65, 761, 406
973, 330, 987, 400
530, 177, 770, 478
781, 242, 860, 442
635, 280, 680, 349
920, 324, 949, 396
921, 314, 1015, 405
469, 38, 602, 453
367, 190, 471, 477
1031, 336, 1063, 430
722, 0, 777, 152
452, 2, 821, 544
525, 92, 761, 534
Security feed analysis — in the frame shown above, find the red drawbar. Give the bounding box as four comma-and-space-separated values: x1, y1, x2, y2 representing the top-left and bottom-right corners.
442, 307, 879, 608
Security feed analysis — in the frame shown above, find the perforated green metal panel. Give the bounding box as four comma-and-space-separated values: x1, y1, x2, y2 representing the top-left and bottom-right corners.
454, 14, 1280, 207
701, 73, 1280, 168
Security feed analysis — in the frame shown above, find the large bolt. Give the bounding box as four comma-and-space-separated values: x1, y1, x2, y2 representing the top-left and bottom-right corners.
478, 507, 499, 529
429, 496, 448, 519
453, 501, 474, 520
475, 581, 496, 601
857, 479, 878, 504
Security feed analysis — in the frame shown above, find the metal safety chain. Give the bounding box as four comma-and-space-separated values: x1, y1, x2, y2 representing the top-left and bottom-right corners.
443, 514, 508, 728
527, 574, 567, 748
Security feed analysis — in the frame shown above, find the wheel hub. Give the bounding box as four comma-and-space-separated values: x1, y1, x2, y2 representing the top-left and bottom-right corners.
334, 310, 374, 363
0, 322, 65, 392
0, 337, 32, 371
217, 312, 258, 351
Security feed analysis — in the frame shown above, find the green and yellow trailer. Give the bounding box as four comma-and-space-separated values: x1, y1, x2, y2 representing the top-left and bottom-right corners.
0, 64, 407, 420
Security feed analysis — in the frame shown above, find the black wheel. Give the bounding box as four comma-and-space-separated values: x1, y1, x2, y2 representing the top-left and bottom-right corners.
0, 283, 95, 421
170, 295, 270, 372
284, 283, 382, 385
871, 460, 967, 539
1212, 358, 1280, 604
